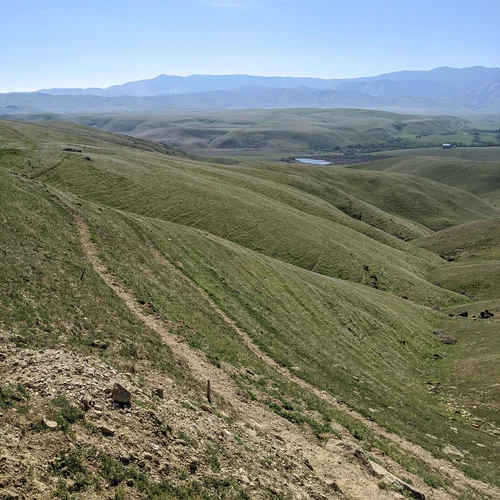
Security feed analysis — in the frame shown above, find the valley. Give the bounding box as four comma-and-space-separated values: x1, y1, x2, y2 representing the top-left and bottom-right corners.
3, 0, 499, 491
6, 108, 500, 158
1, 118, 500, 498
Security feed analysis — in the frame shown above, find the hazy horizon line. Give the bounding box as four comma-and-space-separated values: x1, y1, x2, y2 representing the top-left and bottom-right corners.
5, 64, 499, 95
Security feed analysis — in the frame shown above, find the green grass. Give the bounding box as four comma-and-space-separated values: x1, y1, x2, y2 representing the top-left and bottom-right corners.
230, 161, 500, 232
78, 201, 498, 485
12, 108, 472, 155
410, 217, 500, 466
415, 218, 500, 299
372, 146, 500, 162
0, 167, 187, 380
2, 118, 500, 490
414, 218, 500, 261
7, 121, 494, 306
51, 445, 251, 499
50, 395, 85, 432
436, 314, 500, 428
350, 156, 500, 203
429, 261, 500, 300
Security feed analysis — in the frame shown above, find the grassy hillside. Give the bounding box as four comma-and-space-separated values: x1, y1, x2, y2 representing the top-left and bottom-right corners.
410, 220, 500, 450
10, 108, 470, 155
414, 218, 500, 299
229, 162, 500, 232
4, 122, 476, 307
2, 119, 500, 496
372, 146, 500, 161
351, 155, 500, 203
414, 218, 500, 260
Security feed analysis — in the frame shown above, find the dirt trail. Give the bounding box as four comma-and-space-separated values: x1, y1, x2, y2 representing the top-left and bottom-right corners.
146, 240, 500, 499
75, 214, 494, 499
75, 216, 406, 499
30, 156, 67, 179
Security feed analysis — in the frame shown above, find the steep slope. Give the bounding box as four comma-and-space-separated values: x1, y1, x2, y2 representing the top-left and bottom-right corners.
0, 169, 492, 497
0, 169, 375, 499
414, 218, 500, 299
229, 162, 500, 232
410, 220, 500, 450
3, 120, 474, 307
2, 119, 500, 496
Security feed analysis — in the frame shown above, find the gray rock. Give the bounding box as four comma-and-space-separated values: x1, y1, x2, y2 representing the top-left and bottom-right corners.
112, 382, 131, 404
353, 449, 372, 473
99, 425, 115, 437
369, 461, 425, 499
80, 394, 93, 411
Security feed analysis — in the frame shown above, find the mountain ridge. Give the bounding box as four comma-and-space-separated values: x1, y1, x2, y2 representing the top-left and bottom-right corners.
0, 66, 497, 113
33, 66, 500, 97
1, 83, 499, 114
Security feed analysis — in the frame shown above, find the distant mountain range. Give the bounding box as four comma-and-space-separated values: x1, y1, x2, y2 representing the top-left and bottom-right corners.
1, 66, 500, 114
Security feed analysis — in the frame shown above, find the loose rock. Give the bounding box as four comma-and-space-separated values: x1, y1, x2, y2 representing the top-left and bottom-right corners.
112, 382, 131, 404
152, 388, 164, 399
43, 419, 58, 430
99, 425, 115, 437
200, 404, 212, 413
480, 310, 494, 319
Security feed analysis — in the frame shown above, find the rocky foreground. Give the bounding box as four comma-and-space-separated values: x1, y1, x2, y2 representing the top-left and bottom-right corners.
0, 342, 432, 499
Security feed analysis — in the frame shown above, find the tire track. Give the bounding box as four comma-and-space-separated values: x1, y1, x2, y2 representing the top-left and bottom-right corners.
31, 157, 67, 179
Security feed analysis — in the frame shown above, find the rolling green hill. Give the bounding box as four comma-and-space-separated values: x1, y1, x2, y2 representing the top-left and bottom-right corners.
8, 108, 471, 155
414, 218, 500, 299
414, 218, 500, 260
350, 155, 500, 203
372, 146, 500, 161
2, 119, 500, 497
411, 219, 500, 441
228, 162, 500, 232
6, 121, 497, 306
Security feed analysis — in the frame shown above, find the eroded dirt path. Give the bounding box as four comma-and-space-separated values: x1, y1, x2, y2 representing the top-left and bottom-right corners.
74, 212, 497, 499
145, 234, 500, 499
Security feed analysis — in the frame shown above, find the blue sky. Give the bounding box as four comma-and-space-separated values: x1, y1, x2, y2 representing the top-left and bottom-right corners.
2, 0, 499, 92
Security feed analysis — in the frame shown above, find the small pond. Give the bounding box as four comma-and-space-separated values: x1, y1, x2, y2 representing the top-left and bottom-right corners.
295, 158, 331, 165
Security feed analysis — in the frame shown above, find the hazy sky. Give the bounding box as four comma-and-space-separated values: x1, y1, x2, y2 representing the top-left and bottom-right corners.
2, 0, 499, 92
